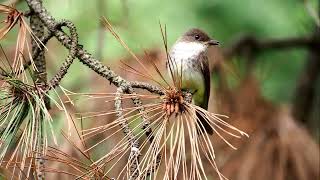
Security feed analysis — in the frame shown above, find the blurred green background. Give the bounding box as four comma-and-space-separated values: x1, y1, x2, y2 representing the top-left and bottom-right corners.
48, 0, 316, 104
0, 0, 318, 178
2, 0, 317, 103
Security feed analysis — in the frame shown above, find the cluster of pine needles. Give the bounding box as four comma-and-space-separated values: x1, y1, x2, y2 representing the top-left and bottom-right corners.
0, 4, 70, 178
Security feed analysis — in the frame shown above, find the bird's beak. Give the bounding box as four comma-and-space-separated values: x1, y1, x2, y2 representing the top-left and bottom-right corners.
207, 39, 219, 46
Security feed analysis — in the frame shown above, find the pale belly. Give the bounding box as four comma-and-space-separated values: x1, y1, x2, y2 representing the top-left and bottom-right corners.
181, 68, 206, 107
169, 41, 209, 108
169, 59, 206, 107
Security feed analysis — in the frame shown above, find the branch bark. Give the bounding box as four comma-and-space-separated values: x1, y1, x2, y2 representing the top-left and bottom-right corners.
25, 0, 163, 95
29, 1, 46, 178
115, 87, 140, 179
25, 0, 164, 178
24, 0, 319, 178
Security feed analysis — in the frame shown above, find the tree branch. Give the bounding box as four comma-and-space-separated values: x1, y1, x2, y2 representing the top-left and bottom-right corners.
25, 0, 129, 88
47, 20, 78, 90
292, 28, 320, 126
29, 1, 46, 178
25, 0, 164, 178
130, 81, 165, 95
25, 0, 163, 94
115, 87, 140, 179
223, 34, 319, 58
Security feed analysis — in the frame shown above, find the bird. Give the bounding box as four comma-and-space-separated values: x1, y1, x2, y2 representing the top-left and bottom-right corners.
167, 28, 219, 135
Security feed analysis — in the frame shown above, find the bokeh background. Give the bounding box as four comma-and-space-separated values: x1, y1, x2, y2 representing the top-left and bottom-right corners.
1, 0, 319, 179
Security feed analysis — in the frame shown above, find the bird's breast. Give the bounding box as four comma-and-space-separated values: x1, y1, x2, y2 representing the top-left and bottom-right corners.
168, 42, 209, 106
168, 56, 206, 106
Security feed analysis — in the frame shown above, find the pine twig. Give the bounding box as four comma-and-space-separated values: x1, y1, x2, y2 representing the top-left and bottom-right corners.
29, 1, 46, 178
115, 87, 140, 179
25, 0, 164, 178
25, 0, 163, 95
47, 20, 78, 90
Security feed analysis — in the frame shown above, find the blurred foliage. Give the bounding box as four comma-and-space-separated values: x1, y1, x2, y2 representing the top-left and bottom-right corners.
0, 0, 317, 102
0, 0, 318, 178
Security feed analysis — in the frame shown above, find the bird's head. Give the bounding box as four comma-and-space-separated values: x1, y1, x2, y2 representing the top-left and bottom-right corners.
171, 28, 219, 57
180, 28, 219, 47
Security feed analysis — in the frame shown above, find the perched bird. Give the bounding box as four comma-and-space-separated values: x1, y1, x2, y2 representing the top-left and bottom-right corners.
167, 28, 219, 135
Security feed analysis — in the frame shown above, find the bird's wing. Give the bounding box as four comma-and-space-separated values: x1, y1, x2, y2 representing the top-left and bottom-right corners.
197, 54, 213, 134
199, 53, 210, 109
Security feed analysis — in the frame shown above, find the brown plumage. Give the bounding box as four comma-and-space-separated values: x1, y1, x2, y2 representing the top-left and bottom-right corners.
168, 28, 219, 135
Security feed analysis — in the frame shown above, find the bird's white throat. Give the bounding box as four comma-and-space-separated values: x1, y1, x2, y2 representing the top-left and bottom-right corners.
170, 41, 207, 60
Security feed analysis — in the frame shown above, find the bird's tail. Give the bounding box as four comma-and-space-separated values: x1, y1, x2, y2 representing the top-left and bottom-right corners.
196, 111, 213, 135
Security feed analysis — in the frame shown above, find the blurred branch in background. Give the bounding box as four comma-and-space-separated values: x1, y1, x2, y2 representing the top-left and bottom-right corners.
212, 19, 320, 180
4, 0, 22, 5
121, 0, 129, 27
293, 27, 320, 134
303, 0, 320, 27
96, 0, 129, 60
224, 35, 318, 58
0, 0, 318, 179
293, 0, 320, 131
96, 0, 106, 60
219, 31, 320, 133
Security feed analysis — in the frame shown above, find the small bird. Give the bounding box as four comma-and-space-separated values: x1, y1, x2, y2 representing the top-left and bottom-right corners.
167, 28, 219, 135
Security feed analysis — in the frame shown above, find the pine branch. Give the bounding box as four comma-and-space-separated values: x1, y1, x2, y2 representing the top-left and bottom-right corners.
29, 1, 46, 178
30, 1, 46, 85
47, 20, 78, 90
25, 0, 164, 178
115, 87, 140, 179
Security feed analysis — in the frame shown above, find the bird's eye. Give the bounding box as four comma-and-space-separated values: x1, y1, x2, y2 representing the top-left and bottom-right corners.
195, 35, 200, 40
